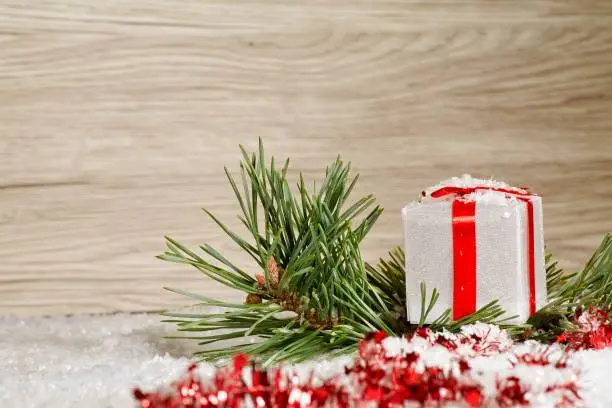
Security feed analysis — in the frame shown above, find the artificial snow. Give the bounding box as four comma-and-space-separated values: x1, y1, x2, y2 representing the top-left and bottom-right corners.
0, 314, 611, 407
422, 174, 527, 199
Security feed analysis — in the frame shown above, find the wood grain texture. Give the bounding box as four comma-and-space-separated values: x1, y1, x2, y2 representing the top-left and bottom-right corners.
1, 0, 611, 315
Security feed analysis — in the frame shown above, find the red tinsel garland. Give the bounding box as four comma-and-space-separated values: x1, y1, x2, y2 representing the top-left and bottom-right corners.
556, 306, 612, 351
134, 309, 611, 408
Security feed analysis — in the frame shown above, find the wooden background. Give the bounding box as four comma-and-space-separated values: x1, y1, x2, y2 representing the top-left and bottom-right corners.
1, 1, 611, 316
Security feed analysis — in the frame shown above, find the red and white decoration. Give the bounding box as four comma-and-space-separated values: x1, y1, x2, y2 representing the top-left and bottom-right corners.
402, 175, 547, 323
133, 308, 612, 407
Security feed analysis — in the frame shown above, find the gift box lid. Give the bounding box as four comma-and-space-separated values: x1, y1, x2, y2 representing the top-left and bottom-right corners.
416, 174, 533, 206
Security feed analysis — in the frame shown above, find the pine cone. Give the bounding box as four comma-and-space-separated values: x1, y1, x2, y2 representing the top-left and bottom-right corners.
266, 256, 284, 290
255, 274, 266, 290
245, 293, 263, 304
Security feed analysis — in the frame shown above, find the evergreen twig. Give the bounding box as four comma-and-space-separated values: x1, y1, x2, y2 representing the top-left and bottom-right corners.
160, 140, 612, 364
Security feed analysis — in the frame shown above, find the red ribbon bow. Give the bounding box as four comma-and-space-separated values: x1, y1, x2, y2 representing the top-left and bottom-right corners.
429, 185, 537, 320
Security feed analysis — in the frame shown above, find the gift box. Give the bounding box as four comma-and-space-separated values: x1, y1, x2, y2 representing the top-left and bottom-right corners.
402, 175, 546, 324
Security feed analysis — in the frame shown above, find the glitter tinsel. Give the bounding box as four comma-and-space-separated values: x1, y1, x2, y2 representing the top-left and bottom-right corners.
133, 315, 612, 407
556, 307, 612, 351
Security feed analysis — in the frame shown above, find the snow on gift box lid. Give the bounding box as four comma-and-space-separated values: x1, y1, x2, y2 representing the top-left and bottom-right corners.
402, 175, 547, 325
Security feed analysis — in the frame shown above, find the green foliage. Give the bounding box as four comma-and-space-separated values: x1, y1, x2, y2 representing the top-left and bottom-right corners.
527, 233, 612, 340
160, 139, 388, 364
160, 139, 612, 364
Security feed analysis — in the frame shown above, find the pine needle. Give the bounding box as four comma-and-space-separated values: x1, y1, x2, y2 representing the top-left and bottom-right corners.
160, 139, 612, 363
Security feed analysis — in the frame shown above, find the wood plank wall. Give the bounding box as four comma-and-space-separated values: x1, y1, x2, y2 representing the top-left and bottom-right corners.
1, 1, 611, 315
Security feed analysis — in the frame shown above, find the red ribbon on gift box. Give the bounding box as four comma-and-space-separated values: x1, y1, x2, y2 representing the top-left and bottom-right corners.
430, 186, 537, 320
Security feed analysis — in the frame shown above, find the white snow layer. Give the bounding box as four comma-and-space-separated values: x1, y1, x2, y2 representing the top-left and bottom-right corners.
0, 314, 610, 407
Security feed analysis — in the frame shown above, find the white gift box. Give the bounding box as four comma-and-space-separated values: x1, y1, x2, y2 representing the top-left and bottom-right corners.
402, 175, 546, 324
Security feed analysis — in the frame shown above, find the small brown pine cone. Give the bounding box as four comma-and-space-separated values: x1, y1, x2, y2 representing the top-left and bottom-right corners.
245, 293, 263, 304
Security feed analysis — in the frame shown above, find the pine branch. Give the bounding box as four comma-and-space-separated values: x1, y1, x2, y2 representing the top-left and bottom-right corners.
527, 233, 612, 340
160, 139, 386, 363
365, 247, 406, 312
160, 139, 612, 363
